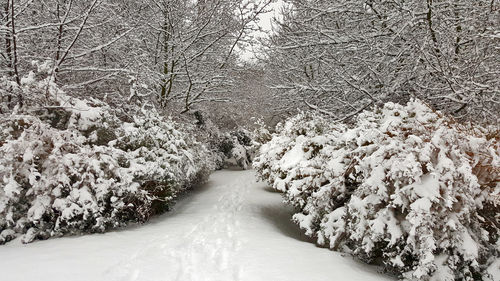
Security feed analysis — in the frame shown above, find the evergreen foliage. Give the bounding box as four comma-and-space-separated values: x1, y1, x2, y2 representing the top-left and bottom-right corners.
0, 74, 212, 244
254, 100, 499, 280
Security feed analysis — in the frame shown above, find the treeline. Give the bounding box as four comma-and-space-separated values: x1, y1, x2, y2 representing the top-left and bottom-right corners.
1, 0, 271, 113
264, 0, 499, 123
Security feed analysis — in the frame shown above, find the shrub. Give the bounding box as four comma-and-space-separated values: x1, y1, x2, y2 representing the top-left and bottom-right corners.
254, 100, 499, 280
204, 127, 255, 170
0, 75, 211, 244
189, 112, 269, 171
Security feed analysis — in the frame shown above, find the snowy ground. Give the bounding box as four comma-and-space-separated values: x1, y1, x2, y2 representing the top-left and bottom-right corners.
0, 170, 392, 281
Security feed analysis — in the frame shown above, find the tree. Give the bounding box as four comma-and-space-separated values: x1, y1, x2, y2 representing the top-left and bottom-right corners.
1, 0, 274, 114
264, 0, 500, 123
141, 0, 273, 112
1, 0, 141, 105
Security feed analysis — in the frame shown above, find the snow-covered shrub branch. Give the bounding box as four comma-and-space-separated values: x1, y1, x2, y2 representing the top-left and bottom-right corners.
0, 75, 211, 244
254, 100, 499, 280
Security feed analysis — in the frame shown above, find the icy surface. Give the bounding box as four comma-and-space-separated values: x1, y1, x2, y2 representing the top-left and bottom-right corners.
0, 170, 391, 281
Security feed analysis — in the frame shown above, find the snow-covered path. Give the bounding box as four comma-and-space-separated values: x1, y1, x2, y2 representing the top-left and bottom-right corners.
0, 170, 392, 281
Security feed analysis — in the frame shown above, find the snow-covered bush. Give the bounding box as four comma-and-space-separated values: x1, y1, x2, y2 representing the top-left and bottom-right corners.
185, 111, 271, 170
0, 75, 211, 244
253, 112, 340, 190
194, 112, 257, 170
248, 118, 273, 159
254, 100, 499, 280
214, 129, 254, 170
252, 118, 272, 144
113, 110, 212, 202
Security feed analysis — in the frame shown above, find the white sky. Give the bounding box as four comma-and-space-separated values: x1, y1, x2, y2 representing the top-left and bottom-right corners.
258, 0, 284, 33
237, 0, 284, 62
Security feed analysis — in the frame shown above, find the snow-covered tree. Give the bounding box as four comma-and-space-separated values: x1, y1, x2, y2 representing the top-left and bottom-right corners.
264, 0, 500, 122
144, 0, 272, 112
1, 0, 136, 97
1, 0, 273, 112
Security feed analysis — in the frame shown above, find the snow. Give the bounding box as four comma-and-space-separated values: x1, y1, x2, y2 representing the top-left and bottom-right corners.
403, 173, 441, 202
410, 198, 432, 213
20, 71, 36, 85
487, 258, 500, 281
459, 229, 479, 260
279, 135, 307, 170
3, 175, 21, 197
0, 170, 391, 281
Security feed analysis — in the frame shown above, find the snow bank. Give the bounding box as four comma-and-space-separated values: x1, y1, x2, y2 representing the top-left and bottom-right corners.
254, 100, 500, 280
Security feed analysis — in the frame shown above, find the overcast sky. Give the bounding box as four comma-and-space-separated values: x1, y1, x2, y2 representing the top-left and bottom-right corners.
237, 0, 284, 61
259, 0, 284, 32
